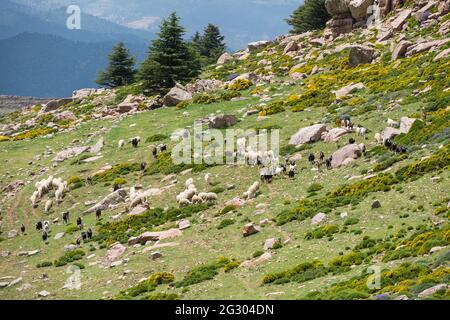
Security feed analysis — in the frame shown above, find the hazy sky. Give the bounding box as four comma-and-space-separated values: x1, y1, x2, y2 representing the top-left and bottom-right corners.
10, 0, 304, 49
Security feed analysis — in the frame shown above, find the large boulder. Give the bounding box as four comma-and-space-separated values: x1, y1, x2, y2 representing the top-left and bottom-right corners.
331, 143, 365, 168
83, 189, 128, 215
399, 117, 418, 133
418, 284, 448, 298
208, 115, 237, 129
381, 127, 402, 141
348, 45, 376, 67
103, 243, 127, 267
217, 53, 234, 65
322, 128, 349, 142
391, 40, 411, 61
325, 0, 350, 16
128, 229, 182, 245
162, 84, 192, 107
326, 17, 353, 37
289, 124, 328, 146
390, 8, 413, 31
348, 0, 374, 21
283, 41, 299, 55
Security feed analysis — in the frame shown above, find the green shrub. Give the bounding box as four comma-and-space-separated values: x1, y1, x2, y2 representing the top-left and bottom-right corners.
217, 219, 235, 230
93, 162, 140, 183
258, 101, 286, 116
262, 260, 332, 285
252, 250, 264, 258
146, 134, 168, 143
54, 250, 86, 267
174, 257, 230, 288
66, 225, 80, 234
228, 79, 252, 91
36, 261, 53, 268
224, 261, 240, 273
219, 205, 237, 216
305, 224, 339, 240
193, 93, 217, 104
141, 293, 180, 300
113, 178, 128, 189
307, 183, 323, 193
344, 218, 360, 226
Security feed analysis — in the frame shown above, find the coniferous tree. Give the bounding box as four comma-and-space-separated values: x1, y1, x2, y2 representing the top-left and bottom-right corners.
197, 24, 226, 63
96, 42, 136, 88
138, 12, 201, 95
286, 0, 331, 34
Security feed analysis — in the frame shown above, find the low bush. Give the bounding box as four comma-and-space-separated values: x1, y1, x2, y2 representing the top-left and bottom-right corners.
228, 79, 252, 91
146, 134, 168, 143
217, 219, 235, 230
36, 261, 53, 268
174, 257, 230, 288
54, 250, 85, 267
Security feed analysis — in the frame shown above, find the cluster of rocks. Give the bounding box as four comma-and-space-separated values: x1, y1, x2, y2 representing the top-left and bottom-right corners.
162, 79, 224, 107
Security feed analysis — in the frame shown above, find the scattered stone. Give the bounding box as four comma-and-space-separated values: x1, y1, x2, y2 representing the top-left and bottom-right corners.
37, 290, 50, 297
225, 197, 246, 208
394, 295, 409, 300
340, 212, 348, 218
84, 189, 128, 215
64, 244, 77, 252
150, 251, 162, 261
242, 223, 261, 237
54, 232, 65, 240
371, 200, 381, 209
178, 219, 191, 230
264, 238, 277, 251
8, 229, 18, 238
240, 252, 272, 268
391, 40, 411, 61
311, 213, 327, 225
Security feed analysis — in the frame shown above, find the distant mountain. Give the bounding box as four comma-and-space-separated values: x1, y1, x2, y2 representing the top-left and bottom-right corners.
0, 0, 154, 44
9, 0, 304, 51
0, 33, 147, 98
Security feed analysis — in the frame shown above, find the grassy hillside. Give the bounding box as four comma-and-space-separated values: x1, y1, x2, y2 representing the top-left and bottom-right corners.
0, 8, 449, 300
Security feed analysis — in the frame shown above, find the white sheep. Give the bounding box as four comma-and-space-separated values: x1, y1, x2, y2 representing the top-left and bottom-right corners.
44, 199, 53, 213
179, 198, 191, 207
204, 173, 212, 185
30, 191, 39, 208
55, 188, 63, 203
387, 118, 399, 128
118, 139, 125, 149
204, 192, 218, 203
185, 178, 194, 188
192, 194, 203, 204
356, 126, 367, 136
374, 133, 383, 145
244, 181, 260, 200
43, 221, 50, 233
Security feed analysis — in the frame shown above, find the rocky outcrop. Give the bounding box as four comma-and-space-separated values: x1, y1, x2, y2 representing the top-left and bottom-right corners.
185, 79, 223, 94
381, 127, 402, 141
331, 143, 365, 168
103, 243, 127, 267
41, 98, 73, 113
83, 189, 128, 215
289, 124, 328, 146
399, 117, 418, 133
128, 229, 182, 245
